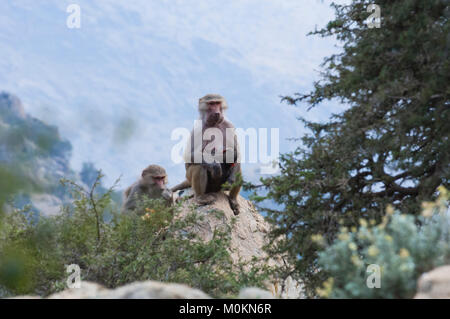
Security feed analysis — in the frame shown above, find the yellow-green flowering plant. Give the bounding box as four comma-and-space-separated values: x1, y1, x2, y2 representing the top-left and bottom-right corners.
316, 187, 449, 298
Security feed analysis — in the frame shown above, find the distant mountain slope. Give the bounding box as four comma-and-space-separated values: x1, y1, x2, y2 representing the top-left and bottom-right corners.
0, 91, 124, 216
0, 91, 76, 215
0, 91, 72, 169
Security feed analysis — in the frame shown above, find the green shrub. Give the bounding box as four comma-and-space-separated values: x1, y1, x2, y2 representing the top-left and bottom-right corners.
315, 187, 450, 298
0, 174, 270, 298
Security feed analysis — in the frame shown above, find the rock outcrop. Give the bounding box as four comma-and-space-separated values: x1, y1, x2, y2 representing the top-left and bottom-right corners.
414, 265, 450, 299
176, 191, 270, 265
238, 287, 274, 299
13, 281, 284, 299
175, 190, 304, 299
11, 281, 209, 299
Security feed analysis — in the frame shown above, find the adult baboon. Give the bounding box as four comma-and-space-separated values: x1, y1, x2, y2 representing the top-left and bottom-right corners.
172, 94, 242, 215
122, 164, 173, 213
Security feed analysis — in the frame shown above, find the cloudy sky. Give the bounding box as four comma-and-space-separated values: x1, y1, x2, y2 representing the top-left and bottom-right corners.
0, 0, 349, 188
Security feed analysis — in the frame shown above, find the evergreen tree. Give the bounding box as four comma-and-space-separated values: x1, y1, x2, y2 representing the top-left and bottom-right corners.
255, 0, 449, 296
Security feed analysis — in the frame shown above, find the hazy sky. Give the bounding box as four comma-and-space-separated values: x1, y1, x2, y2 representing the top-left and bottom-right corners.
0, 0, 350, 188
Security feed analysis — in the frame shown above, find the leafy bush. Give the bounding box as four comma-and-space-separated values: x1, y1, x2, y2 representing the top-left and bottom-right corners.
315, 187, 450, 298
0, 173, 270, 298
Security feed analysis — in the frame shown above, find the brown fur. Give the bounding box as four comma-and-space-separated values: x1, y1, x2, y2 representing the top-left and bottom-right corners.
173, 94, 242, 215
122, 165, 173, 212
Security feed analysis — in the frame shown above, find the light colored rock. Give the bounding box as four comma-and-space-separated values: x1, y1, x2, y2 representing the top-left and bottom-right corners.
100, 281, 210, 299
46, 281, 210, 299
249, 219, 258, 233
178, 192, 304, 299
414, 265, 450, 299
178, 193, 271, 266
48, 281, 108, 299
238, 287, 274, 299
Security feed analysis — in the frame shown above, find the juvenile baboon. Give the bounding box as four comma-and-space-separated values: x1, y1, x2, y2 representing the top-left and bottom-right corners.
122, 164, 173, 213
172, 94, 242, 215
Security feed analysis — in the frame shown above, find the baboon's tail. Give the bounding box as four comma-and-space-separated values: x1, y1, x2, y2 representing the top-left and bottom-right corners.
171, 180, 191, 192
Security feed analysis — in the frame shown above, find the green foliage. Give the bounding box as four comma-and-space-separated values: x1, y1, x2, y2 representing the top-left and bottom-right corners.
0, 206, 63, 295
78, 163, 123, 211
0, 166, 37, 206
252, 0, 449, 296
316, 187, 450, 298
0, 174, 269, 298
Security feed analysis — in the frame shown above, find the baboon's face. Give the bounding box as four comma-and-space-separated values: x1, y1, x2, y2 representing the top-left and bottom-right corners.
205, 101, 223, 126
143, 174, 166, 190
152, 176, 166, 190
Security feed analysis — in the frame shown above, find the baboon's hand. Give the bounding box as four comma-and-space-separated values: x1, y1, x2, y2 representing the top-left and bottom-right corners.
204, 162, 222, 179
161, 189, 173, 201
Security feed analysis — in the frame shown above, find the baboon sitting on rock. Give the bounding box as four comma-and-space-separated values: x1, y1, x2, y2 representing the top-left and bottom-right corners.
172, 94, 242, 215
